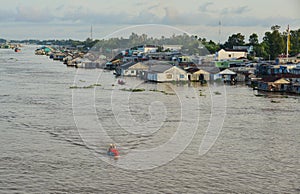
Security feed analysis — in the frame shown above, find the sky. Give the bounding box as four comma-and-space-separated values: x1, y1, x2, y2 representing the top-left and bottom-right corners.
0, 0, 299, 43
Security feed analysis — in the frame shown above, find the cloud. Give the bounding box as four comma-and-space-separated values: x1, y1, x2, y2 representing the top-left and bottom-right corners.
0, 9, 14, 22
199, 2, 213, 12
221, 6, 250, 15
148, 4, 160, 10
56, 6, 295, 29
15, 5, 53, 23
0, 2, 297, 30
161, 7, 183, 25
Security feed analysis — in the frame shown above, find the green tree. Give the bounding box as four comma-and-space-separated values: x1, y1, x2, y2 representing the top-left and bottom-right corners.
224, 33, 245, 49
203, 40, 220, 54
0, 38, 6, 43
263, 25, 285, 59
255, 42, 269, 59
249, 33, 259, 45
290, 29, 300, 56
247, 33, 259, 59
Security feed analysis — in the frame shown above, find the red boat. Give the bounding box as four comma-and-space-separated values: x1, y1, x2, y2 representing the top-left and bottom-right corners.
118, 79, 125, 85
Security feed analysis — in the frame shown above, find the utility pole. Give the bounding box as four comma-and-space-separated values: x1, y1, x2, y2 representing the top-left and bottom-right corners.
286, 24, 290, 62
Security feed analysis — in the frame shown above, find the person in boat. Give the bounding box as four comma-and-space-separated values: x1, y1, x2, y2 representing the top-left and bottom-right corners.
108, 144, 113, 152
108, 144, 119, 156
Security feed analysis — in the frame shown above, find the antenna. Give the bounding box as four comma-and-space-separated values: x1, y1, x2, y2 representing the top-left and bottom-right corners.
218, 20, 221, 45
90, 25, 93, 40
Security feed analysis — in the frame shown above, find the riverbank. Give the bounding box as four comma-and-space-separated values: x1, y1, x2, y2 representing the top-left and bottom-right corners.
33, 44, 300, 95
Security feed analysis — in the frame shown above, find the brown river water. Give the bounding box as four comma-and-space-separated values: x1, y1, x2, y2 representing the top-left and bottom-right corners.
0, 46, 299, 193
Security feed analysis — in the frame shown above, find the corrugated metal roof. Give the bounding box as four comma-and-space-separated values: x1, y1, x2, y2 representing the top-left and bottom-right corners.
199, 66, 220, 74
194, 69, 210, 75
274, 78, 290, 84
120, 61, 136, 69
219, 69, 236, 75
149, 64, 174, 73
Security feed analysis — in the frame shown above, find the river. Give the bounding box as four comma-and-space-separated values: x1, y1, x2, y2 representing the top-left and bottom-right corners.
0, 46, 299, 193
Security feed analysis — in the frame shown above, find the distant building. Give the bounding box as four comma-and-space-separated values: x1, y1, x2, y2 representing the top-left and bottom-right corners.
163, 45, 182, 51
216, 49, 247, 61
277, 55, 300, 64
143, 45, 158, 53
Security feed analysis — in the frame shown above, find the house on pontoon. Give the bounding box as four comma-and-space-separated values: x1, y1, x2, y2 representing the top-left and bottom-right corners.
186, 68, 210, 82
146, 63, 188, 82
115, 62, 149, 77
218, 69, 237, 82
257, 78, 290, 92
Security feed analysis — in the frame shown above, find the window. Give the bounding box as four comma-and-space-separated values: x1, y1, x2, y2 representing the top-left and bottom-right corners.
228, 54, 231, 57
166, 74, 172, 79
131, 70, 135, 74
180, 74, 185, 78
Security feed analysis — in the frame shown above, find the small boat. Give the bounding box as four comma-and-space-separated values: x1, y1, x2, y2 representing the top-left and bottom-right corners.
107, 151, 120, 159
14, 48, 21, 52
118, 79, 125, 85
107, 144, 120, 158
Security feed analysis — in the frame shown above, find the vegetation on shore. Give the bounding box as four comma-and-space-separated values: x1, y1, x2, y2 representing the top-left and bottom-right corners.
120, 88, 145, 92
2, 25, 299, 60
69, 83, 101, 89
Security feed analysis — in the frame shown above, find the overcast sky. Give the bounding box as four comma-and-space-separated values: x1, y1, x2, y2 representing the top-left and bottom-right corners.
0, 0, 299, 42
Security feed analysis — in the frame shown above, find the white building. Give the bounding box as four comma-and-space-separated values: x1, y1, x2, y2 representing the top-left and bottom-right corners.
147, 64, 188, 82
163, 45, 182, 51
216, 49, 247, 61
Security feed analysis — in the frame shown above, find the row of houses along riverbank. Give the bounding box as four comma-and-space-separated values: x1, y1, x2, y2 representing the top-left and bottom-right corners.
252, 63, 300, 94
34, 44, 300, 94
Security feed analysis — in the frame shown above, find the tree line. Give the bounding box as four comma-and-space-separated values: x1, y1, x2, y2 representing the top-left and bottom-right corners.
224, 25, 300, 60
3, 25, 300, 60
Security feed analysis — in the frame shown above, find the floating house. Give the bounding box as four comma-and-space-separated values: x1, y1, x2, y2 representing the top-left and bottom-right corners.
0, 44, 11, 49
231, 67, 253, 82
35, 46, 52, 55
219, 69, 237, 82
187, 68, 210, 82
257, 78, 290, 92
146, 63, 188, 82
291, 83, 300, 94
115, 62, 149, 77
290, 64, 300, 75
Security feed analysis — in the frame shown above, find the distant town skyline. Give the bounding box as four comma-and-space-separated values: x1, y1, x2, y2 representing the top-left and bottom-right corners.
0, 0, 299, 42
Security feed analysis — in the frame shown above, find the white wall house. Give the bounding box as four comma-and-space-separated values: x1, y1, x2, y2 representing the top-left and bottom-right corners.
144, 45, 158, 53
122, 62, 149, 77
147, 64, 188, 82
163, 45, 182, 51
190, 69, 210, 81
216, 49, 247, 60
